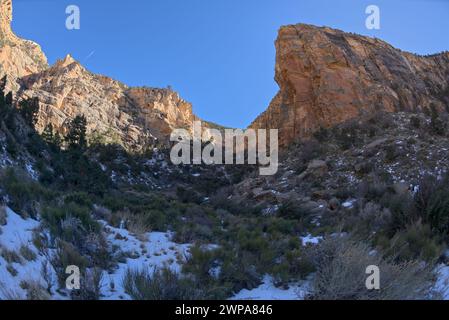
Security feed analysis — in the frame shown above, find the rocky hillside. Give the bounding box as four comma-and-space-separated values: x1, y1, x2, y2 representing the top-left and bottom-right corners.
251, 24, 449, 148
0, 0, 200, 150
0, 0, 48, 92
18, 54, 198, 150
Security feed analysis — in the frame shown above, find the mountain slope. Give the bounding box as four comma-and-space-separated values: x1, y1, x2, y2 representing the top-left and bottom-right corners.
0, 0, 200, 150
18, 54, 197, 150
250, 24, 449, 148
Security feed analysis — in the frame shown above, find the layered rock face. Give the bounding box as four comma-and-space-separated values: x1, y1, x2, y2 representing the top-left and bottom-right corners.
0, 0, 48, 91
1, 0, 198, 149
251, 24, 449, 148
18, 54, 197, 149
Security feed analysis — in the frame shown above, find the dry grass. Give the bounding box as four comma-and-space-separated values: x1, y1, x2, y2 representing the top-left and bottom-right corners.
309, 235, 440, 300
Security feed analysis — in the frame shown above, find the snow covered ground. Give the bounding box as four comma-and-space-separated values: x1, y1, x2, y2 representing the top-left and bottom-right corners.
435, 265, 449, 299
4, 205, 449, 300
100, 223, 192, 300
0, 207, 193, 300
0, 207, 59, 299
230, 275, 310, 300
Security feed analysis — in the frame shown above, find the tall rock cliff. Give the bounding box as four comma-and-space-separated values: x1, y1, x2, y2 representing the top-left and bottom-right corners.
18, 54, 198, 149
1, 0, 199, 150
0, 0, 48, 91
251, 24, 449, 148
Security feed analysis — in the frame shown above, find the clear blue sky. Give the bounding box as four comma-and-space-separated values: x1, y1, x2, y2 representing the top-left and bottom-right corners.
12, 0, 449, 128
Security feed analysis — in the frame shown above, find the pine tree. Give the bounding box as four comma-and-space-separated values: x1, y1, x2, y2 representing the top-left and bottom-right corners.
65, 115, 88, 150
0, 76, 12, 114
53, 131, 62, 149
18, 97, 40, 127
42, 123, 54, 144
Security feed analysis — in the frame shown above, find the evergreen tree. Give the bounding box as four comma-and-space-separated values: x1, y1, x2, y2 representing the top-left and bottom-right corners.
430, 103, 446, 135
42, 123, 54, 144
0, 76, 12, 113
18, 97, 40, 127
65, 115, 88, 150
53, 131, 62, 149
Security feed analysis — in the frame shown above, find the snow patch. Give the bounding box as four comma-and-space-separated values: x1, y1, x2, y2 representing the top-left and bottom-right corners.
230, 275, 310, 300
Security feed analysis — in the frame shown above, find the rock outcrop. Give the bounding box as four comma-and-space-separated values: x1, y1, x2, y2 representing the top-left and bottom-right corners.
250, 24, 449, 148
0, 0, 48, 92
1, 0, 200, 149
18, 54, 198, 149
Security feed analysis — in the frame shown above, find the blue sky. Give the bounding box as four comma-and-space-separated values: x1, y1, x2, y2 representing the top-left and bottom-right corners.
12, 0, 449, 128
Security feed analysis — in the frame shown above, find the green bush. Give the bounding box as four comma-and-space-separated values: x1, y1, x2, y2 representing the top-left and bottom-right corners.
415, 175, 449, 237
42, 202, 100, 245
0, 168, 55, 218
379, 222, 443, 262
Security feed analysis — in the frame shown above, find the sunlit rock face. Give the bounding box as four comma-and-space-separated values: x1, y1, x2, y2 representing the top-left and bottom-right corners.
0, 0, 204, 150
250, 24, 449, 148
0, 0, 48, 91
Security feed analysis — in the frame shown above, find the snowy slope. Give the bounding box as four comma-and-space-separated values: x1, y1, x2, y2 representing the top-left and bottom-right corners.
0, 207, 58, 299
230, 275, 310, 300
100, 223, 192, 300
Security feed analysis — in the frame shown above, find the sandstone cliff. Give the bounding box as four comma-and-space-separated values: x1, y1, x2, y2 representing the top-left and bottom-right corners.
0, 0, 48, 92
18, 54, 197, 149
250, 24, 449, 148
1, 0, 199, 150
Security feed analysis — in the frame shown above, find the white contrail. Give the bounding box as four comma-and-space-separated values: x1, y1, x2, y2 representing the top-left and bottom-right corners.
84, 50, 95, 62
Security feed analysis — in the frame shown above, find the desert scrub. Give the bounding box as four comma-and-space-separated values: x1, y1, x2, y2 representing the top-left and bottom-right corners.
309, 235, 438, 300
20, 280, 50, 300
414, 174, 449, 237
6, 264, 18, 277
50, 240, 88, 288
0, 168, 56, 218
1, 247, 21, 264
123, 267, 206, 300
71, 268, 103, 300
41, 202, 100, 244
377, 222, 443, 262
20, 244, 37, 261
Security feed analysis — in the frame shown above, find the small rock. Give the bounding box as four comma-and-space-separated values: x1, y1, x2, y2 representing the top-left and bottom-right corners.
329, 198, 340, 211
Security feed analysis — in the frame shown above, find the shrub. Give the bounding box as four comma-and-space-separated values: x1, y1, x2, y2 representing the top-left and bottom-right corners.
50, 240, 88, 288
309, 236, 437, 300
334, 120, 361, 150
410, 116, 421, 129
6, 264, 18, 277
429, 103, 446, 135
71, 268, 103, 300
183, 245, 218, 284
42, 202, 100, 244
381, 193, 418, 234
1, 247, 21, 264
21, 281, 50, 300
123, 267, 205, 300
415, 175, 449, 237
20, 244, 37, 262
379, 222, 443, 262
0, 205, 6, 225
0, 168, 54, 218
272, 248, 315, 287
